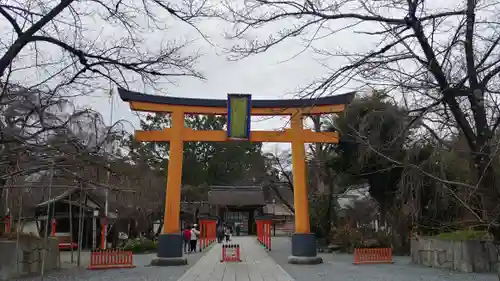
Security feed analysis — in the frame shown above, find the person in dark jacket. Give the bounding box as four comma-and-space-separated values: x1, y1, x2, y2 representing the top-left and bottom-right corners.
216, 224, 224, 243
224, 226, 231, 242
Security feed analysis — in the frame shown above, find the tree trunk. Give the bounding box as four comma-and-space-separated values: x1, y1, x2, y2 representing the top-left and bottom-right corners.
323, 186, 335, 244
155, 220, 163, 237
474, 148, 499, 234
497, 259, 500, 281
0, 179, 5, 216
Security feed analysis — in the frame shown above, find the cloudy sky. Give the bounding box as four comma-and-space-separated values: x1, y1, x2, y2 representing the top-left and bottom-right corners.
86, 20, 350, 130
2, 1, 456, 153
70, 7, 365, 152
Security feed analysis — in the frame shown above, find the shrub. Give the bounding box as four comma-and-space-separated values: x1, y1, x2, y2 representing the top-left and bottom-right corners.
331, 225, 364, 253
122, 238, 157, 253
437, 229, 490, 241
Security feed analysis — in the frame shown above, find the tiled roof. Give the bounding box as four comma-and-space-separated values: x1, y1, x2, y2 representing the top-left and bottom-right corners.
208, 186, 265, 206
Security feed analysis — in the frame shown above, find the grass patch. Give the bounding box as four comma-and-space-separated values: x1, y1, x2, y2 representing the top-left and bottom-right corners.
436, 229, 490, 241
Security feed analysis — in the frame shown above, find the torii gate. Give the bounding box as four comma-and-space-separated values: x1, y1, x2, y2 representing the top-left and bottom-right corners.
118, 88, 354, 265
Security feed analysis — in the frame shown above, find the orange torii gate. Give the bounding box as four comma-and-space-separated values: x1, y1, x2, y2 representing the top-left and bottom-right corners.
118, 88, 354, 265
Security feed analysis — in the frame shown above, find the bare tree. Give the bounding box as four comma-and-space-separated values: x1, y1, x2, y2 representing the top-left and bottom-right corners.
0, 0, 210, 92
0, 84, 128, 219
262, 150, 295, 213
222, 0, 500, 229
0, 0, 215, 219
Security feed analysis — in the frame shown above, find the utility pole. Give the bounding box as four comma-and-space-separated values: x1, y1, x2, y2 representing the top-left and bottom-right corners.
102, 89, 114, 249
40, 163, 54, 280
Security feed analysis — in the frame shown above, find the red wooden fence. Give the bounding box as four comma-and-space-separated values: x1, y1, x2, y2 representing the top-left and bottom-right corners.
353, 248, 393, 265
88, 249, 136, 270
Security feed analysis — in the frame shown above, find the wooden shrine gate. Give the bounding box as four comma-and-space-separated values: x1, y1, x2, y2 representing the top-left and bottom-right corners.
118, 88, 354, 265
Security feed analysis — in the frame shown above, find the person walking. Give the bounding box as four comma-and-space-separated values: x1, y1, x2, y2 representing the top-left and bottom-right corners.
182, 225, 191, 254
217, 224, 224, 243
224, 226, 231, 242
190, 224, 200, 252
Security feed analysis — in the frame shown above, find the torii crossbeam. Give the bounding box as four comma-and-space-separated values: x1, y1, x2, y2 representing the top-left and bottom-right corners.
118, 88, 355, 266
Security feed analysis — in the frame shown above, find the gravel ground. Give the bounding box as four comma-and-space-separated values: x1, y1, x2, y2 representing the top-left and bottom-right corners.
267, 237, 497, 281
14, 250, 206, 281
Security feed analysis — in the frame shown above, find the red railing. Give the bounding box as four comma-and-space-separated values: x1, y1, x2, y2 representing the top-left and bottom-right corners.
88, 249, 136, 270
256, 216, 272, 250
199, 217, 216, 251
220, 244, 241, 262
353, 248, 393, 265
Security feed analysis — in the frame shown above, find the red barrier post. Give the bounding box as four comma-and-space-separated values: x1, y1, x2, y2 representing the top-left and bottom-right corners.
51, 218, 57, 237
211, 221, 215, 243
256, 220, 259, 242
264, 222, 268, 248
262, 222, 265, 245
203, 221, 207, 249
208, 221, 211, 245
261, 222, 265, 245
263, 221, 267, 248
256, 216, 273, 250
260, 221, 263, 243
100, 217, 108, 250
257, 220, 262, 243
209, 221, 213, 243
200, 219, 206, 251
264, 221, 269, 249
266, 219, 272, 250
207, 221, 211, 245
260, 221, 266, 245
200, 219, 205, 250
236, 244, 241, 261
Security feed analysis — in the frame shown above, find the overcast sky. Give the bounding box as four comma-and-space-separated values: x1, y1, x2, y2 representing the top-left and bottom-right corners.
2, 1, 458, 153
91, 28, 332, 131
72, 11, 364, 153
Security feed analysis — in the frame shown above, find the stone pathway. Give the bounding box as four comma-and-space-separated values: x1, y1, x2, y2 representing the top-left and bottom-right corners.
177, 237, 294, 281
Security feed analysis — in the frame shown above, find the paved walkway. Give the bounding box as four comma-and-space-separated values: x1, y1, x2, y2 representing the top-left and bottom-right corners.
177, 237, 294, 281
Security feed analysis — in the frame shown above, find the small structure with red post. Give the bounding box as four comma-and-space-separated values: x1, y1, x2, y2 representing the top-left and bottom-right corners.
49, 218, 78, 250
88, 249, 136, 270
101, 217, 108, 249
1, 215, 11, 234
198, 215, 217, 251
220, 244, 241, 262
256, 215, 273, 251
51, 218, 57, 237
